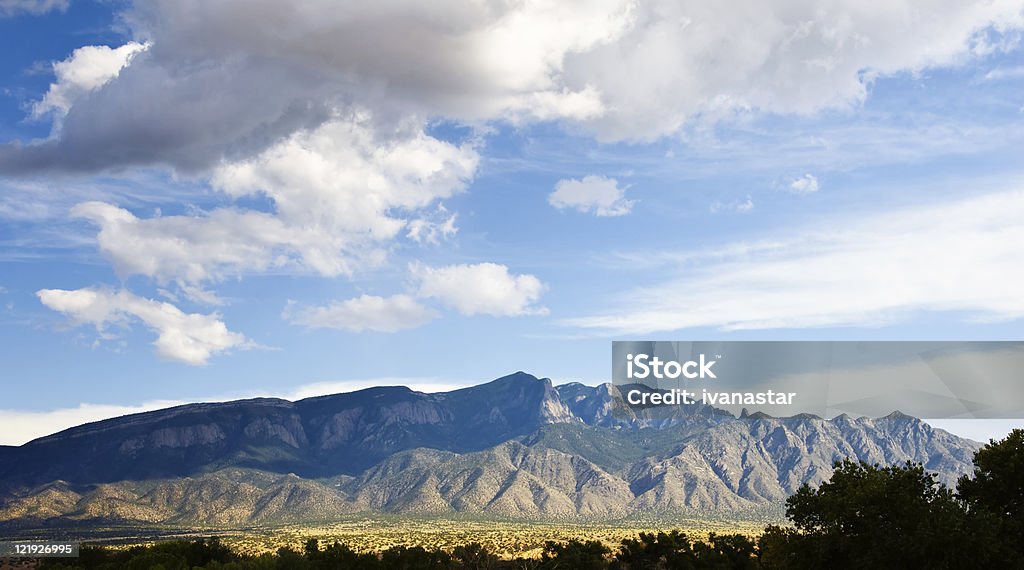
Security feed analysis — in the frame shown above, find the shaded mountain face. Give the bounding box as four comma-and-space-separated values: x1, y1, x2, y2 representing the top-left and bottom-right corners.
0, 374, 981, 526
0, 372, 574, 487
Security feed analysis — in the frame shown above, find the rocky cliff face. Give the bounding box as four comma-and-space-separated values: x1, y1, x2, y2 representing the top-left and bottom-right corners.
0, 374, 982, 526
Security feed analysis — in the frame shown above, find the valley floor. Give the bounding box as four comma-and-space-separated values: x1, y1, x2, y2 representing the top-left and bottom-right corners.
2, 516, 769, 560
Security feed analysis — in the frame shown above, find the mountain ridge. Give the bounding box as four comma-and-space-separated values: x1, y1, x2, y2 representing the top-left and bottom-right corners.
0, 372, 982, 526
0, 372, 571, 486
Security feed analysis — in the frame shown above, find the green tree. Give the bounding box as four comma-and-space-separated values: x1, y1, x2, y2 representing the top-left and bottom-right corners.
451, 542, 497, 570
323, 541, 377, 569
538, 539, 609, 569
958, 428, 1024, 561
380, 545, 452, 570
756, 526, 803, 570
613, 531, 694, 569
693, 533, 759, 569
613, 531, 758, 570
303, 538, 321, 560
764, 459, 987, 569
274, 546, 310, 570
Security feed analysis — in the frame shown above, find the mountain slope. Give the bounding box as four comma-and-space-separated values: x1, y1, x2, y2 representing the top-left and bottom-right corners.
0, 372, 572, 488
347, 440, 635, 518
0, 374, 983, 526
0, 469, 355, 526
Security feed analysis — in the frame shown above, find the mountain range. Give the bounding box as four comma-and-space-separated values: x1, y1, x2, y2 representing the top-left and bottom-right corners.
0, 372, 980, 527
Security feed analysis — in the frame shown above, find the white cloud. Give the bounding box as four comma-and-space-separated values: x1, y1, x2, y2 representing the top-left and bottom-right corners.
518, 87, 606, 122
412, 262, 548, 317
549, 175, 633, 216
0, 0, 67, 17
36, 287, 250, 365
72, 202, 296, 291
710, 195, 754, 213
789, 173, 820, 194
0, 0, 631, 172
3, 0, 1022, 173
406, 205, 458, 244
211, 113, 477, 243
564, 1, 1024, 141
32, 42, 149, 119
564, 188, 1024, 334
72, 114, 478, 296
285, 260, 550, 332
983, 66, 1024, 81
286, 294, 437, 333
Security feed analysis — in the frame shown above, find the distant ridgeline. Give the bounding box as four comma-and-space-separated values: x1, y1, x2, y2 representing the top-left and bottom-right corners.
0, 372, 979, 527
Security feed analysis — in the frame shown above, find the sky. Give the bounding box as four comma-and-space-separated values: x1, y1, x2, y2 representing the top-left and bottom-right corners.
2, 0, 1024, 445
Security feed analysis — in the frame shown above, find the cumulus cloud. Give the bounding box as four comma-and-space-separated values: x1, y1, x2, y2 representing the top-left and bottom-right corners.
211, 113, 475, 243
0, 0, 630, 173
72, 114, 477, 297
36, 287, 250, 364
32, 42, 150, 120
789, 173, 820, 194
285, 294, 437, 333
0, 0, 67, 17
549, 175, 633, 216
285, 260, 551, 332
563, 188, 1024, 334
3, 0, 1022, 172
412, 262, 547, 317
563, 1, 1024, 140
72, 202, 300, 293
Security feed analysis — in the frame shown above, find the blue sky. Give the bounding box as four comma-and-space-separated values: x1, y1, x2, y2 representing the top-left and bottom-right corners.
2, 0, 1024, 444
